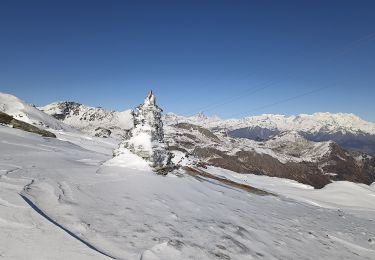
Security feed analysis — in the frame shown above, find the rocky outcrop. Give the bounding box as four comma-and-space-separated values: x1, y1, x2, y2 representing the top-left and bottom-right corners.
94, 127, 112, 138
319, 142, 375, 184
114, 91, 173, 173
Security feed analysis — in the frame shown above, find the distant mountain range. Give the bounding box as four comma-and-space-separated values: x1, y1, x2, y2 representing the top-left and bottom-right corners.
1, 92, 374, 188
165, 112, 375, 155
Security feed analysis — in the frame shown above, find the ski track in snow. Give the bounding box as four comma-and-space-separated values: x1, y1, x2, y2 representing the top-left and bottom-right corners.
1, 126, 375, 259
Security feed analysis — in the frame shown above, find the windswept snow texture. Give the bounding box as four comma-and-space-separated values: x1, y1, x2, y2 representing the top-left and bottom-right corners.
0, 127, 112, 259
1, 125, 375, 259
204, 166, 375, 218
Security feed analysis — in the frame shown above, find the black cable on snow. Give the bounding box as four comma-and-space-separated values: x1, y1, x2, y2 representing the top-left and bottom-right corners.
20, 194, 116, 260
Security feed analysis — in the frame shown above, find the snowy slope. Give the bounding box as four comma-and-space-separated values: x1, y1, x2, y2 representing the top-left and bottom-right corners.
1, 125, 375, 259
0, 92, 72, 131
0, 126, 114, 259
205, 166, 375, 217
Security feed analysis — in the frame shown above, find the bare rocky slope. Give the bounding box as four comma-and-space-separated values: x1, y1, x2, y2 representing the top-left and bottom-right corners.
165, 122, 375, 188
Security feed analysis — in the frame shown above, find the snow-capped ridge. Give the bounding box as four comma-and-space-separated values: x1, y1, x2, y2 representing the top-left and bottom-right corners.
0, 92, 72, 131
238, 112, 375, 134
163, 112, 375, 142
163, 112, 375, 135
40, 100, 133, 138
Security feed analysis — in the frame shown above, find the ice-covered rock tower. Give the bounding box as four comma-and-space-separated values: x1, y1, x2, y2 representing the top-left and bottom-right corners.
114, 91, 173, 172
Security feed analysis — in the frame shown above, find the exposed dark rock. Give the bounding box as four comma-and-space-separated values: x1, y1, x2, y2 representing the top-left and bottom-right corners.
0, 111, 13, 124
192, 146, 329, 188
94, 127, 111, 138
175, 123, 220, 142
320, 142, 375, 185
0, 111, 56, 138
49, 102, 82, 120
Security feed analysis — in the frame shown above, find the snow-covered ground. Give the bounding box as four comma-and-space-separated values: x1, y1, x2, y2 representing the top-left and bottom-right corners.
1, 125, 375, 259
0, 127, 112, 259
204, 166, 375, 218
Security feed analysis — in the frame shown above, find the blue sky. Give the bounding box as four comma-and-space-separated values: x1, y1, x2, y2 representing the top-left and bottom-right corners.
0, 0, 374, 121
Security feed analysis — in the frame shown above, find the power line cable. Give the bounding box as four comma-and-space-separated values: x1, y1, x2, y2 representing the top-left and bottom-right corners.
227, 85, 331, 118
183, 31, 375, 117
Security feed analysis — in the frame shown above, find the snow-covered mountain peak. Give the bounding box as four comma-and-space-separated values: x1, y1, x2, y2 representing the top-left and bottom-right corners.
195, 112, 208, 120
40, 101, 83, 116
40, 101, 133, 139
143, 90, 156, 107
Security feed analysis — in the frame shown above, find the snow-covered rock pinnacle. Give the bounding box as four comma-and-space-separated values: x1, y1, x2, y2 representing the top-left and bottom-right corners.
143, 90, 156, 106
114, 91, 173, 172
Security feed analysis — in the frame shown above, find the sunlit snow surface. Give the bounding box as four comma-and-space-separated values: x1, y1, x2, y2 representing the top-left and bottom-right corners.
1, 126, 375, 259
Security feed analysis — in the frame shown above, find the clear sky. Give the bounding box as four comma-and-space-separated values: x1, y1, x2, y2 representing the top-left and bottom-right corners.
1, 0, 374, 121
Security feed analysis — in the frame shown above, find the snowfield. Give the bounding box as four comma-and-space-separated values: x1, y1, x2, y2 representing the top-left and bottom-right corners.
1, 125, 375, 259
204, 166, 375, 218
